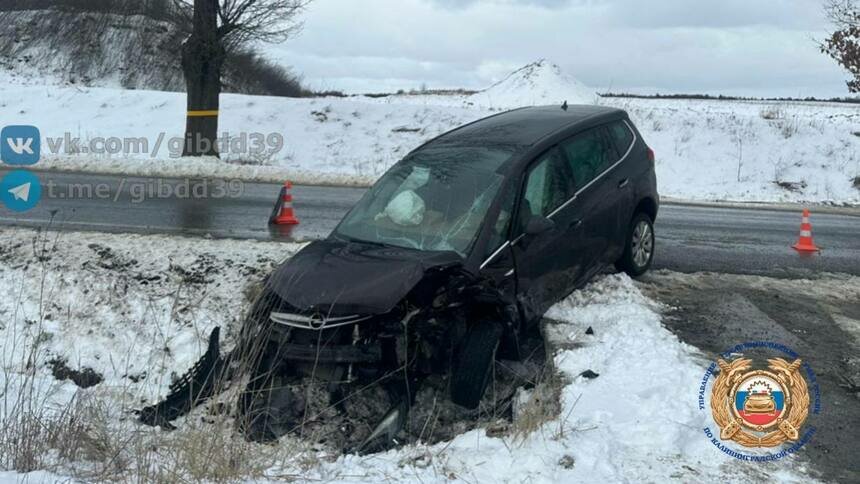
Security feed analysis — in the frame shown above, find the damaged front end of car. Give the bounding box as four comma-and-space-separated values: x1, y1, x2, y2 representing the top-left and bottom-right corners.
139, 239, 519, 452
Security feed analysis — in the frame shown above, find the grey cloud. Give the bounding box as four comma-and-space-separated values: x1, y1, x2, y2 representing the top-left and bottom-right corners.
270, 0, 852, 97
428, 0, 827, 28
602, 0, 826, 30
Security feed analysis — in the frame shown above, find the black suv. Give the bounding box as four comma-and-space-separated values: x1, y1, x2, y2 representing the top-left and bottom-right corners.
143, 104, 659, 449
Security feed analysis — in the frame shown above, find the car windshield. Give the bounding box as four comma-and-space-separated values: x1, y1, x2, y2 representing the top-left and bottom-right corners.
335, 146, 512, 257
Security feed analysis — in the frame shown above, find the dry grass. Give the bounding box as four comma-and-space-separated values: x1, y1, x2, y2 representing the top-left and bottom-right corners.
142, 420, 278, 483
0, 347, 296, 482
0, 230, 295, 482
510, 358, 564, 441
759, 106, 785, 120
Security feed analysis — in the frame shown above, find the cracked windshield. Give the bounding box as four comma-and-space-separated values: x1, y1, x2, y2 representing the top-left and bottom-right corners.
335, 146, 511, 256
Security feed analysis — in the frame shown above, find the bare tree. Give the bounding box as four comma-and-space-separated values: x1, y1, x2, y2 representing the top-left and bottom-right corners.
821, 0, 860, 92
170, 0, 310, 156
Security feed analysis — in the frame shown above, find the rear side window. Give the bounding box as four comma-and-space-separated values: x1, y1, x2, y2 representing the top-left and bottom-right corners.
607, 120, 635, 158
560, 128, 615, 191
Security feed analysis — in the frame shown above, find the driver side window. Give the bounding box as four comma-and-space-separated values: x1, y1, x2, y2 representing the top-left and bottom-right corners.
514, 147, 574, 236
522, 147, 573, 218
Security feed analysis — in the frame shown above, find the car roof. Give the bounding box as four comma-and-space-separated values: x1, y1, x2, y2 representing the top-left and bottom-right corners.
421, 104, 626, 152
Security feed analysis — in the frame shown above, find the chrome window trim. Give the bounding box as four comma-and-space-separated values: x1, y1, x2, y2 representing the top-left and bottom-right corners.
479, 120, 638, 270
547, 119, 637, 218
479, 240, 511, 270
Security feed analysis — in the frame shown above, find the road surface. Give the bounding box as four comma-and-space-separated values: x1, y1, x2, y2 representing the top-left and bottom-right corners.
1, 169, 859, 277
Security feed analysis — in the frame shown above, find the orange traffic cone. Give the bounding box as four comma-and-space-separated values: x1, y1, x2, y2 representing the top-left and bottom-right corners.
792, 208, 819, 252
270, 181, 299, 225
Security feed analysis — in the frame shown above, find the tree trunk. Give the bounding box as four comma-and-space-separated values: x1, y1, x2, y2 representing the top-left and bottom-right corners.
181, 0, 223, 157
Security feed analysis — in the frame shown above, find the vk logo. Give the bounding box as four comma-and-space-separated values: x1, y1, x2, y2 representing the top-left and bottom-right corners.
1, 125, 41, 165
0, 170, 42, 212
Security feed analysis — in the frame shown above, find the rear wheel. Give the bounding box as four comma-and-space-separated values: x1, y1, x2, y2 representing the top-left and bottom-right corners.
615, 212, 655, 278
450, 322, 502, 409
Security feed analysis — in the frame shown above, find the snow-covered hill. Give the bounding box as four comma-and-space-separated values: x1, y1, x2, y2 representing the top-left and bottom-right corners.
0, 7, 305, 96
0, 8, 184, 91
468, 59, 597, 108
371, 59, 597, 110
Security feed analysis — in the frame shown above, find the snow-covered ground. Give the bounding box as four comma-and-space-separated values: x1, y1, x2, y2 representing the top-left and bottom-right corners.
1, 60, 858, 204
0, 228, 297, 402
0, 228, 818, 482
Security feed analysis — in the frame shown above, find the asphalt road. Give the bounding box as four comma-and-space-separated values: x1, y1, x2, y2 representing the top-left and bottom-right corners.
1, 169, 859, 277
640, 273, 860, 482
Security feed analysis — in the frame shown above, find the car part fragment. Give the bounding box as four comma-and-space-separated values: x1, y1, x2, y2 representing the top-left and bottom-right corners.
137, 327, 226, 428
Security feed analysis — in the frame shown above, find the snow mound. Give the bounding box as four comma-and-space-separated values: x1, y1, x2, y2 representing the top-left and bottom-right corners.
469, 59, 597, 108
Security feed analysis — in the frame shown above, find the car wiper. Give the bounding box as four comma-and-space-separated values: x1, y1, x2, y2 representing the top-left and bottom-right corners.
334, 233, 394, 249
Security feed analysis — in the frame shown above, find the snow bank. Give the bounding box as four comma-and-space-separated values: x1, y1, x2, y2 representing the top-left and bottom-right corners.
0, 229, 818, 481
2, 66, 858, 203
606, 97, 860, 204
0, 228, 301, 403
0, 82, 486, 185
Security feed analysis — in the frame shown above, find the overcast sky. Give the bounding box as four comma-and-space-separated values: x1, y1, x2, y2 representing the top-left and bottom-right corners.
265, 0, 853, 98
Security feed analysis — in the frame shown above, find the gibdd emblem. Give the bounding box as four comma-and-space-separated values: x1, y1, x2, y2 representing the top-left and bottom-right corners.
710, 358, 810, 448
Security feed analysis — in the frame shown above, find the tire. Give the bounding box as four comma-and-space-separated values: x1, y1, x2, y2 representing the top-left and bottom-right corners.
450, 322, 502, 409
236, 340, 311, 443
236, 339, 277, 438
615, 211, 655, 278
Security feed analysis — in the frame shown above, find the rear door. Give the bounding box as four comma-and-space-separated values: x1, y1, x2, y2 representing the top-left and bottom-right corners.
605, 119, 639, 255
509, 147, 583, 323
559, 126, 621, 275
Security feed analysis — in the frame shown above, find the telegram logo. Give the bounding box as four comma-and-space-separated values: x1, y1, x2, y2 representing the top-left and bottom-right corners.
1, 125, 41, 166
0, 170, 42, 212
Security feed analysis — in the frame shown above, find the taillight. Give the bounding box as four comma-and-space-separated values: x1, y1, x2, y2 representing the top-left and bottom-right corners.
646, 147, 655, 163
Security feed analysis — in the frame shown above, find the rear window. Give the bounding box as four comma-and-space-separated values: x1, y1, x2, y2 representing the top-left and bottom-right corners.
608, 121, 635, 158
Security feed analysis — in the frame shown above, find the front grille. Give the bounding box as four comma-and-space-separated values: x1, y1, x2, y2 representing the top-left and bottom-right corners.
274, 341, 382, 363
269, 311, 372, 330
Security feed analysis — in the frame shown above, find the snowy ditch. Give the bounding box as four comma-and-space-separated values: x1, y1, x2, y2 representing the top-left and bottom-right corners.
0, 228, 816, 481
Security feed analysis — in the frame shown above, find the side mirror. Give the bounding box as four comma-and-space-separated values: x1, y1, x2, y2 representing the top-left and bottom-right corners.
525, 214, 555, 235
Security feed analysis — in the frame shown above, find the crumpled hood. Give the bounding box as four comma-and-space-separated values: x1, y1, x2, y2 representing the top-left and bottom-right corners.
268, 239, 463, 315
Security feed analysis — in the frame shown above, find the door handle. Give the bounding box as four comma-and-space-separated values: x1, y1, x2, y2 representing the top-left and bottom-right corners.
618, 178, 629, 189
572, 219, 582, 229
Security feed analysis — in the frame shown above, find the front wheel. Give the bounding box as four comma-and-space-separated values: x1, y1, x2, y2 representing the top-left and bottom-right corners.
615, 212, 655, 278
450, 322, 502, 409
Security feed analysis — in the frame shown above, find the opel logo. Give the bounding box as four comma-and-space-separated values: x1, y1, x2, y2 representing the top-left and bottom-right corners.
308, 312, 326, 329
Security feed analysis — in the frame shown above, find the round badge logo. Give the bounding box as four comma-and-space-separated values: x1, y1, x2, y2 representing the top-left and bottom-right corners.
710, 357, 809, 448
